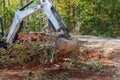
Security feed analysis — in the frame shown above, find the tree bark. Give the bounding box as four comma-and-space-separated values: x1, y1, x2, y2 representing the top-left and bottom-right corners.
20, 0, 23, 7
8, 0, 10, 7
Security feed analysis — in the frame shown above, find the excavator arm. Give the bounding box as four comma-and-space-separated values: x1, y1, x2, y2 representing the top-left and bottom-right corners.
6, 0, 77, 57
7, 0, 69, 43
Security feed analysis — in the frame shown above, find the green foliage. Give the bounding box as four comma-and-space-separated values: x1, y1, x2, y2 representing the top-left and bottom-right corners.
0, 0, 120, 37
113, 70, 120, 78
55, 0, 120, 38
80, 0, 119, 37
81, 60, 104, 73
114, 71, 120, 77
0, 0, 19, 32
0, 40, 56, 64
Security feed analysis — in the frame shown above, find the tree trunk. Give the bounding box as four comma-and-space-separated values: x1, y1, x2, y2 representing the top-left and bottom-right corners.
8, 0, 10, 7
3, 0, 6, 28
20, 0, 23, 7
72, 5, 75, 18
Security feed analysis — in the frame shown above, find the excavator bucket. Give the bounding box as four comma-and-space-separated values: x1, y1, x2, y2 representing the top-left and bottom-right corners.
56, 37, 78, 56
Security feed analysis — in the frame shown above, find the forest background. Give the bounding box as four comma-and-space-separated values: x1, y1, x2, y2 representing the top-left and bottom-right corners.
0, 0, 120, 38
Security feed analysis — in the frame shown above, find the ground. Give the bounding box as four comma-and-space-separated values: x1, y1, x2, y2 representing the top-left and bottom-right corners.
0, 34, 120, 80
0, 50, 119, 80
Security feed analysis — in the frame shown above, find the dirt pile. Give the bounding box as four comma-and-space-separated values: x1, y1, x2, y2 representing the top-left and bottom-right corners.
18, 32, 49, 42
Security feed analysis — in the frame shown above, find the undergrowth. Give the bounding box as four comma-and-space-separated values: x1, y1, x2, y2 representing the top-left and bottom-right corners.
0, 41, 55, 64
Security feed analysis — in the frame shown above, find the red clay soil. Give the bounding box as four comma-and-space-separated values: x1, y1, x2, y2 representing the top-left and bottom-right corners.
0, 51, 119, 80
0, 61, 43, 80
85, 51, 120, 67
18, 32, 49, 42
70, 71, 113, 80
0, 60, 42, 70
